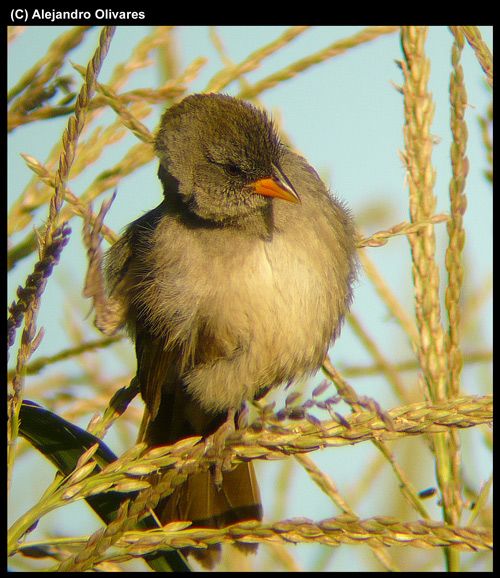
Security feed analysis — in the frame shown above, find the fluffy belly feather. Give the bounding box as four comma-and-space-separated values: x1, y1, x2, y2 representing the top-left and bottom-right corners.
182, 238, 334, 412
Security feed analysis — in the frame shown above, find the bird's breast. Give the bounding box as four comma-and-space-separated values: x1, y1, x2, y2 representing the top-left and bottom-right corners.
130, 216, 347, 411
193, 231, 336, 369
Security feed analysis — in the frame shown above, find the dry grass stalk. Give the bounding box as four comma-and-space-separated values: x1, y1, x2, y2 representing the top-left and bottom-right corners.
400, 25, 447, 402
358, 250, 421, 349
15, 515, 492, 567
7, 25, 26, 44
444, 27, 469, 533
206, 26, 311, 93
399, 26, 481, 571
238, 26, 399, 100
8, 27, 116, 498
357, 213, 449, 248
294, 452, 400, 570
477, 100, 492, 182
7, 334, 123, 378
341, 349, 491, 379
322, 360, 432, 519
459, 26, 493, 87
8, 392, 492, 556
347, 312, 408, 401
110, 516, 492, 557
8, 26, 91, 110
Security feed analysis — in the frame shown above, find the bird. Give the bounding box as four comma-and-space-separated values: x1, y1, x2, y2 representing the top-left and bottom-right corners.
103, 92, 357, 567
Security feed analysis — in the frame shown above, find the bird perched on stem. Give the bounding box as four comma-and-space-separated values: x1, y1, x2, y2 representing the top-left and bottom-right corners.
95, 93, 357, 567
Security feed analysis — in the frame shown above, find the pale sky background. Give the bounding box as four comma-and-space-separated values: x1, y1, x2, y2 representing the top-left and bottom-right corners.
8, 26, 492, 571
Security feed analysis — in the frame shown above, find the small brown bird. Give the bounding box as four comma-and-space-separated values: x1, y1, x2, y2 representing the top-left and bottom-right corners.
104, 93, 357, 566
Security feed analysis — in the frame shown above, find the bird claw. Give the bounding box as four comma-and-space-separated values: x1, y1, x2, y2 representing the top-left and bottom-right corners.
209, 408, 237, 488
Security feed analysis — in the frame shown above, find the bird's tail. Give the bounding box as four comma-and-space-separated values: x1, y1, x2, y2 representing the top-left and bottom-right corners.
139, 394, 262, 568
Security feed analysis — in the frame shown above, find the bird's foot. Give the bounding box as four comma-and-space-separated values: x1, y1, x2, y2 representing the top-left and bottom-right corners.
209, 408, 237, 488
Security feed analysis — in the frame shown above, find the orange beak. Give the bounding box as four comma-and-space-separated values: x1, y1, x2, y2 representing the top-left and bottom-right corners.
250, 163, 301, 204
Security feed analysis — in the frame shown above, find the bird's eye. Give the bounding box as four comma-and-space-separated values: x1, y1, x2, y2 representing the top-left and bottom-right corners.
223, 163, 244, 177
